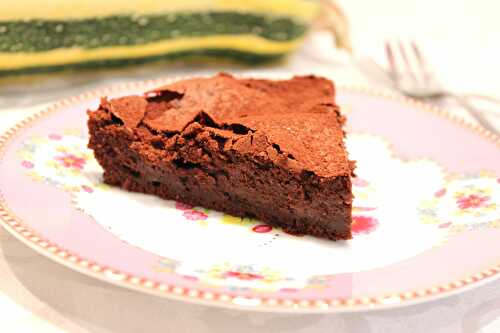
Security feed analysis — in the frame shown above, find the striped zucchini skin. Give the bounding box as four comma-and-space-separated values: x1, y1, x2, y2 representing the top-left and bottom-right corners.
0, 13, 306, 52
0, 8, 314, 77
0, 49, 285, 77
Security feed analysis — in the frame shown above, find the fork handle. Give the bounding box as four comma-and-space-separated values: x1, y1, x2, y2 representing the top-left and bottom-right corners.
449, 94, 500, 136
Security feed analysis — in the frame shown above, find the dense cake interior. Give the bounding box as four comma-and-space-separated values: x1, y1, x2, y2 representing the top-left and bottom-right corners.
88, 74, 354, 240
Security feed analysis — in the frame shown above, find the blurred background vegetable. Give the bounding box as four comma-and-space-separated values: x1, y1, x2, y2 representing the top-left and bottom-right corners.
0, 0, 349, 78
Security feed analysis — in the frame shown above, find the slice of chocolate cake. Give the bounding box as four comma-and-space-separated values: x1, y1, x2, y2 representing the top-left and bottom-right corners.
88, 73, 354, 240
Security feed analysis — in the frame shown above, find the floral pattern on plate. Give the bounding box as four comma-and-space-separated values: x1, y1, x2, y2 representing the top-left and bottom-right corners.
15, 132, 500, 291
418, 172, 500, 235
17, 131, 105, 193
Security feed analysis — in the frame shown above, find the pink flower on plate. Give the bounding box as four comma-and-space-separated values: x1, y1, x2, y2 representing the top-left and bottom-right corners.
175, 201, 193, 211
434, 188, 447, 198
183, 210, 208, 221
352, 215, 379, 235
81, 185, 93, 193
223, 271, 263, 281
48, 134, 62, 140
55, 154, 86, 169
456, 194, 490, 210
181, 275, 199, 281
21, 160, 34, 169
252, 224, 272, 233
438, 222, 452, 229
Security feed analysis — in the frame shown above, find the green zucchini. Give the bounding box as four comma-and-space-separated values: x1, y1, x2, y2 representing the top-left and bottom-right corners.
0, 0, 348, 77
0, 13, 306, 53
0, 49, 284, 77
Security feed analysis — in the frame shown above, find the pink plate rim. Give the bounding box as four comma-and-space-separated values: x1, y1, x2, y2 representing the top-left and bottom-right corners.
1, 76, 500, 313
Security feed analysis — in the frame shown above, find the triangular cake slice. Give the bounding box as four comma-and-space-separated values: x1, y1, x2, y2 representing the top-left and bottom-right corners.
88, 73, 355, 240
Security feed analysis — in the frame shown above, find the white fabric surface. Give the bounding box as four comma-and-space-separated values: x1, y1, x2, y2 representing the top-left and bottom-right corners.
1, 0, 500, 331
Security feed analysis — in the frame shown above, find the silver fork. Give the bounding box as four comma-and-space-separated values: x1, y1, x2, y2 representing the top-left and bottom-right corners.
384, 40, 499, 136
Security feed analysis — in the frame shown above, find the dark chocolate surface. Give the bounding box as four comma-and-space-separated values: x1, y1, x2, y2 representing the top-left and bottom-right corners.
88, 73, 354, 240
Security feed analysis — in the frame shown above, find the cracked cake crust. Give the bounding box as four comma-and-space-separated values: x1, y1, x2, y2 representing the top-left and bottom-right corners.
88, 73, 354, 240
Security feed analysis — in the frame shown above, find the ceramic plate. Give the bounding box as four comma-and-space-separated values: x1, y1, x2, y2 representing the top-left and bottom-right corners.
1, 77, 500, 313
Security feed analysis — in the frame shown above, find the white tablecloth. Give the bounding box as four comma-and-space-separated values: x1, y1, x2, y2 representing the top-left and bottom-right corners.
1, 1, 500, 331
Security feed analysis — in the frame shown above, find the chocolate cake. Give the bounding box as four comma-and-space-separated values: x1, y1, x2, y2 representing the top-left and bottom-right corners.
87, 73, 354, 240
